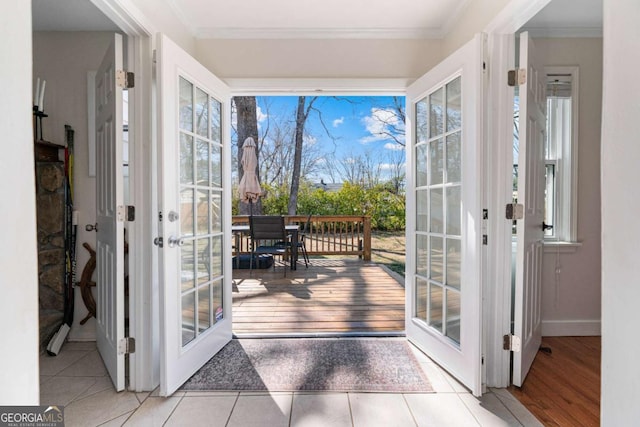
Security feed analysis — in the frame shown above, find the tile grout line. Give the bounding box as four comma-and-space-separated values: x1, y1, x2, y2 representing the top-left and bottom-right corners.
224, 392, 241, 427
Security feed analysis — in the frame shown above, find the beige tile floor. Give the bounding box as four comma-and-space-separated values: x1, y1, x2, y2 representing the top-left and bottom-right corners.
40, 341, 543, 427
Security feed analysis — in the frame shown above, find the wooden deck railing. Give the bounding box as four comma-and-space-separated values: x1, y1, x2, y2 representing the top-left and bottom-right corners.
232, 215, 371, 261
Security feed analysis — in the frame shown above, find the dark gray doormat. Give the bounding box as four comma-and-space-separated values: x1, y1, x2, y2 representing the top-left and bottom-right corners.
180, 338, 433, 393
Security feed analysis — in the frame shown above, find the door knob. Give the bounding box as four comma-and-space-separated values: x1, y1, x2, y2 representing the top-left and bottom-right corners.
542, 222, 553, 231
167, 236, 185, 248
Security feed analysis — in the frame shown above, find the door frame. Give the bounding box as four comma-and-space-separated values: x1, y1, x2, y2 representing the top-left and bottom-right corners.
90, 0, 556, 392
92, 0, 156, 391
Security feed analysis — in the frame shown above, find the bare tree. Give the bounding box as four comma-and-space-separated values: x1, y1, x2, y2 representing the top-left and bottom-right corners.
288, 96, 318, 215
233, 96, 262, 215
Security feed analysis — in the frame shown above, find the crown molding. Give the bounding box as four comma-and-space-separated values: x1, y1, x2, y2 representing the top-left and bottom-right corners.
522, 26, 603, 38
224, 78, 411, 94
195, 27, 443, 40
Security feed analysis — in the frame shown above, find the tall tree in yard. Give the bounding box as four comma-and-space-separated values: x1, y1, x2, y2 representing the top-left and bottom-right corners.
288, 96, 318, 215
234, 96, 262, 215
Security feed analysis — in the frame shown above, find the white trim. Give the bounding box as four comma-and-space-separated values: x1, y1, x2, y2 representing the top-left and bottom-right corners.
225, 78, 410, 95
543, 240, 582, 253
542, 319, 601, 336
484, 0, 552, 34
524, 27, 603, 38
91, 0, 155, 35
196, 27, 442, 40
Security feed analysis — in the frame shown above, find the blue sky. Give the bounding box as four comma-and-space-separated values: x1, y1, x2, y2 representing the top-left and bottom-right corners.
244, 96, 406, 183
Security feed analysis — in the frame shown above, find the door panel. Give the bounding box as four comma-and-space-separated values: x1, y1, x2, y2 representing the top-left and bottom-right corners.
513, 32, 546, 387
406, 34, 484, 396
157, 34, 232, 396
95, 34, 125, 391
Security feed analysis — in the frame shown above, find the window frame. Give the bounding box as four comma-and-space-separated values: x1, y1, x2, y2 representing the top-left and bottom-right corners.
544, 66, 580, 248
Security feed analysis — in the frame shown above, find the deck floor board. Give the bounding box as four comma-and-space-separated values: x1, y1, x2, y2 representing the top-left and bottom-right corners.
232, 259, 406, 334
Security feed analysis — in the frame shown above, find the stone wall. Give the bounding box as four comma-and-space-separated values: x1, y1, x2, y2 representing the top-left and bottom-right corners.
35, 143, 65, 348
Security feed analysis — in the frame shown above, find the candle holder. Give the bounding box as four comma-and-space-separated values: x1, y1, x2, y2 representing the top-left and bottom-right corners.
33, 106, 48, 142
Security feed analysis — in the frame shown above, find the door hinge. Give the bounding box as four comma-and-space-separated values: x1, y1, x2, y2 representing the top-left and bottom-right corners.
117, 205, 135, 222
508, 68, 526, 86
116, 70, 135, 89
482, 235, 488, 245
503, 334, 521, 352
505, 203, 524, 220
118, 337, 135, 355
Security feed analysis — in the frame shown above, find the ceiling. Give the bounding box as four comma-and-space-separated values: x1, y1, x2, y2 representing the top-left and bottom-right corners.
32, 0, 602, 38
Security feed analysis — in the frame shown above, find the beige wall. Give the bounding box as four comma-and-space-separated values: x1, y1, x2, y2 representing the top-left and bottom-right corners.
195, 38, 442, 80
534, 37, 603, 335
32, 31, 117, 340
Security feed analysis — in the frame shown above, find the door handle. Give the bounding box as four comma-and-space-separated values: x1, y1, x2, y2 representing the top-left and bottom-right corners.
542, 222, 553, 231
167, 236, 185, 248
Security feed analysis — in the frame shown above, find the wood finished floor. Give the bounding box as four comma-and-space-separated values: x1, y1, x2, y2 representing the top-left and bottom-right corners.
231, 259, 405, 335
509, 336, 601, 427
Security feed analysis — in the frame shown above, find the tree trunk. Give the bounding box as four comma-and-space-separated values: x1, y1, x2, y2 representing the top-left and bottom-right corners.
234, 96, 262, 215
288, 97, 307, 215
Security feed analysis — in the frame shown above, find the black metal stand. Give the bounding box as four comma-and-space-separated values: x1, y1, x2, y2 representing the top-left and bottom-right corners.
33, 106, 48, 141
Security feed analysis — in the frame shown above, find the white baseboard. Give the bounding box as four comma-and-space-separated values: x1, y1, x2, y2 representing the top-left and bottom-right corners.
542, 319, 601, 336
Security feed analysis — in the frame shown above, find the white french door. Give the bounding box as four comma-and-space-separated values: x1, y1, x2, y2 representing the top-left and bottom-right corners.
157, 34, 233, 396
512, 32, 546, 387
95, 33, 126, 391
406, 34, 484, 396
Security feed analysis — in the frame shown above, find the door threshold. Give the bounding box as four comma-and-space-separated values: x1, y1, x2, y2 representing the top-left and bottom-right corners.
232, 331, 406, 339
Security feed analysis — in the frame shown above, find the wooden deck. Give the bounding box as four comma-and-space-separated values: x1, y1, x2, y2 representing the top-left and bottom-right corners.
231, 259, 406, 335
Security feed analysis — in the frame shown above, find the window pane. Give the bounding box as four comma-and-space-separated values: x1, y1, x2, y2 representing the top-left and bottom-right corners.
545, 163, 556, 237
181, 292, 195, 346
179, 77, 193, 132
416, 234, 429, 277
416, 144, 428, 187
195, 88, 209, 137
180, 188, 194, 237
416, 98, 428, 144
196, 189, 209, 235
198, 284, 210, 333
429, 88, 444, 138
206, 235, 223, 278
180, 134, 194, 185
446, 289, 461, 345
197, 238, 210, 285
415, 277, 428, 321
211, 144, 222, 188
430, 188, 443, 233
181, 239, 195, 291
446, 186, 461, 235
429, 138, 443, 185
416, 190, 428, 232
446, 132, 461, 183
446, 238, 461, 290
210, 98, 222, 144
210, 191, 222, 232
430, 236, 443, 283
212, 279, 224, 324
446, 77, 462, 132
196, 139, 209, 185
429, 283, 443, 332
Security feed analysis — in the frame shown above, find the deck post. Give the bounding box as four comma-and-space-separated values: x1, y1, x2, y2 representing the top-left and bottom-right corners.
363, 216, 371, 261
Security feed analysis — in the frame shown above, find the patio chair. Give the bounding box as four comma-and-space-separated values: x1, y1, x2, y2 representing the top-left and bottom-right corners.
249, 215, 291, 276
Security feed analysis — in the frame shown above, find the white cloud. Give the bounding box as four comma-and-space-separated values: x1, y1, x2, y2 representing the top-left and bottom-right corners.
384, 142, 404, 151
379, 162, 406, 171
332, 116, 344, 128
360, 108, 405, 145
256, 106, 268, 123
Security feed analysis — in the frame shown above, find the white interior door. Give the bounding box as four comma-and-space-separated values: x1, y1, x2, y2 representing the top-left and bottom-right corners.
157, 34, 232, 396
512, 32, 546, 387
95, 33, 125, 391
406, 34, 484, 396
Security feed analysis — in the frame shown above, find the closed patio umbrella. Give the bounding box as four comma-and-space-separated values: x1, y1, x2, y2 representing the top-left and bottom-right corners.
238, 137, 262, 215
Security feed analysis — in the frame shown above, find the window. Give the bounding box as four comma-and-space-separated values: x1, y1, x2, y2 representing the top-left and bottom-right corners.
544, 66, 578, 243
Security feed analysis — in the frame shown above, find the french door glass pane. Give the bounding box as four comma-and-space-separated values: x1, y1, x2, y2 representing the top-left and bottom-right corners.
198, 285, 211, 333
429, 283, 443, 331
413, 75, 463, 348
181, 292, 195, 346
446, 289, 461, 344
179, 79, 225, 347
